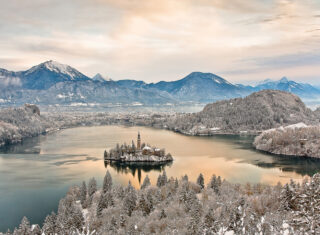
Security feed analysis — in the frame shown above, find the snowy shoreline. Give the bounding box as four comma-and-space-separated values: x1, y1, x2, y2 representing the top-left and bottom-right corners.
254, 123, 320, 159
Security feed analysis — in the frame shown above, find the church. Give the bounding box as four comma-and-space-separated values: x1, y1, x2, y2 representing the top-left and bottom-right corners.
104, 132, 173, 162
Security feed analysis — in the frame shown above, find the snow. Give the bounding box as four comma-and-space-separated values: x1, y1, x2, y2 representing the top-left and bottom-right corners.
262, 123, 308, 134
31, 224, 37, 231
57, 94, 67, 99
44, 60, 77, 79
131, 102, 143, 106
285, 122, 308, 129
26, 60, 80, 80
0, 99, 8, 103
224, 230, 235, 235
70, 103, 88, 107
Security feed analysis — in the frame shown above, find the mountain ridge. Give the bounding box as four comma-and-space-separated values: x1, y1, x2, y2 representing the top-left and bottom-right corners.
1, 60, 320, 106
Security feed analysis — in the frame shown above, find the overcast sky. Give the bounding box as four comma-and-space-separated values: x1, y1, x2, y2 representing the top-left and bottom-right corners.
0, 0, 319, 84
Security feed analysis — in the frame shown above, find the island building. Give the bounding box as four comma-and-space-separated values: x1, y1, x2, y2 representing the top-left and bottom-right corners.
104, 132, 173, 162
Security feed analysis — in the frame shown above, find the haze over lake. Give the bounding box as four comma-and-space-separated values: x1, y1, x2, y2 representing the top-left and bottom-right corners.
1, 125, 320, 231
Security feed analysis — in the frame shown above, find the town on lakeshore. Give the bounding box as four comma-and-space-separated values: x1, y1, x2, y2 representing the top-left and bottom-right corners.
104, 132, 173, 162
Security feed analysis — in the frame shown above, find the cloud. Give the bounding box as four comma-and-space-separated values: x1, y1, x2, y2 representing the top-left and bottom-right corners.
0, 0, 319, 83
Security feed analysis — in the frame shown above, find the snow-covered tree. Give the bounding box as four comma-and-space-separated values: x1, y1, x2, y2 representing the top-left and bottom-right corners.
197, 173, 205, 189
80, 181, 87, 208
42, 212, 57, 235
102, 171, 112, 193
123, 181, 137, 216
141, 175, 151, 190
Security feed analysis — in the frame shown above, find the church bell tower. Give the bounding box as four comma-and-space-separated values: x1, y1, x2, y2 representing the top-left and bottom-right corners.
137, 132, 141, 150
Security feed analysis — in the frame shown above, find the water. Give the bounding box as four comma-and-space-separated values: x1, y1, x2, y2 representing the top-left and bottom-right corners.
1, 125, 320, 231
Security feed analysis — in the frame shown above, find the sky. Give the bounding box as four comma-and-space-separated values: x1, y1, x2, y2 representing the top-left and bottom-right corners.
0, 0, 319, 84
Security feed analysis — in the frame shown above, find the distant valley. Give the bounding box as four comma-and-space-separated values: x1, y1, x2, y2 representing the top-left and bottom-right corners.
0, 60, 320, 107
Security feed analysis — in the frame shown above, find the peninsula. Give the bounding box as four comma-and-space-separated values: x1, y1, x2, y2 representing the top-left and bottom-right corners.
104, 132, 173, 162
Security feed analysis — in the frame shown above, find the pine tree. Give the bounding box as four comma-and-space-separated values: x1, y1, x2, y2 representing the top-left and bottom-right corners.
174, 178, 179, 189
217, 176, 222, 187
42, 212, 57, 235
31, 224, 41, 235
56, 195, 84, 234
161, 171, 168, 186
80, 181, 87, 208
156, 174, 162, 187
182, 174, 188, 182
123, 181, 137, 216
208, 174, 220, 194
103, 170, 113, 193
131, 140, 136, 152
197, 173, 205, 189
141, 175, 151, 190
87, 177, 97, 206
204, 208, 216, 233
156, 171, 168, 188
16, 217, 31, 235
281, 183, 295, 211
97, 193, 105, 217
138, 194, 150, 216
88, 177, 97, 197
146, 190, 154, 214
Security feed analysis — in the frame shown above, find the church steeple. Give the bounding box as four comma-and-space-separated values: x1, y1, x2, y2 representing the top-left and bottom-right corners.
137, 132, 141, 150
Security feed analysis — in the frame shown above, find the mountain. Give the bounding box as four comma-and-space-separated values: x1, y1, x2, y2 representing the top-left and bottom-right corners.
249, 77, 320, 99
92, 73, 113, 82
19, 60, 91, 90
149, 72, 250, 102
164, 90, 318, 134
115, 79, 147, 89
0, 61, 175, 105
1, 60, 320, 107
122, 72, 248, 103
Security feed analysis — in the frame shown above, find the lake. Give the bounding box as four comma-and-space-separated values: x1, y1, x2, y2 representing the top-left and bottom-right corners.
1, 125, 320, 231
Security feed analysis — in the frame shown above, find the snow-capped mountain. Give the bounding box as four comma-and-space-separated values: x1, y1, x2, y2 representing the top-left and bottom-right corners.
250, 77, 320, 98
1, 60, 320, 106
19, 60, 91, 89
0, 61, 176, 105
144, 72, 250, 102
92, 73, 113, 82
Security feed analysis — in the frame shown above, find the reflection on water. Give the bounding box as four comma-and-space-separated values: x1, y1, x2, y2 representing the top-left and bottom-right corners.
1, 125, 320, 232
104, 160, 172, 183
253, 154, 320, 176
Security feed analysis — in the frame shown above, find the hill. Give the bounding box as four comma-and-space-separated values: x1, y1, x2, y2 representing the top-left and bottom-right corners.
164, 90, 318, 135
254, 124, 320, 158
0, 104, 51, 146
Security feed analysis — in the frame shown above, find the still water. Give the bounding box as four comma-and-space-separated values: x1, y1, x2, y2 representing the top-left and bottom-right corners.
1, 125, 320, 231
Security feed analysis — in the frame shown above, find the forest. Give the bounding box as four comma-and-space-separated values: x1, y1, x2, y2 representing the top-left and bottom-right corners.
4, 171, 320, 235
254, 124, 320, 158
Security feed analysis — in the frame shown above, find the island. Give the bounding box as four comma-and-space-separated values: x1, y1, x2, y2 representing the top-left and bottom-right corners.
104, 132, 174, 162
